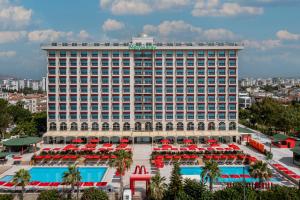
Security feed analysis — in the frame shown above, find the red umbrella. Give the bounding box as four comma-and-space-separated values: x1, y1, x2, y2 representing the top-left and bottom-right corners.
188, 144, 197, 149
180, 147, 188, 151
207, 139, 217, 143
161, 139, 170, 144
110, 155, 117, 159
198, 148, 205, 151
85, 143, 96, 148
164, 155, 173, 159
120, 138, 129, 143
155, 155, 164, 160
28, 181, 40, 186
44, 155, 52, 159
213, 155, 220, 160
102, 155, 109, 159
35, 155, 45, 160
50, 182, 60, 187
72, 138, 84, 143
216, 148, 224, 151
282, 170, 296, 175
63, 144, 77, 150
81, 182, 94, 187
189, 155, 198, 159
183, 139, 193, 144
182, 154, 190, 159
52, 147, 61, 151
228, 155, 236, 159
207, 147, 214, 151
220, 155, 227, 159
89, 138, 100, 143
42, 148, 51, 151
103, 143, 112, 147
173, 155, 181, 159
38, 182, 51, 187
203, 155, 212, 159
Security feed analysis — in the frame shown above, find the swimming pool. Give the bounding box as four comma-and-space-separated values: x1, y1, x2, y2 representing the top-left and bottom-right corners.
29, 167, 107, 182
0, 175, 13, 182
180, 166, 279, 183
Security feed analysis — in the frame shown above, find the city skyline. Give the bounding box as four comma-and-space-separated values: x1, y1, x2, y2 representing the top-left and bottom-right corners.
0, 0, 300, 79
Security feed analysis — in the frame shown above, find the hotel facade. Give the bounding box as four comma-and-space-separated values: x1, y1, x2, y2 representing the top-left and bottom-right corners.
42, 36, 243, 144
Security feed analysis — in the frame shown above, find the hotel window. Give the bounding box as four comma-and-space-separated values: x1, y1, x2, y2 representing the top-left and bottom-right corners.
229, 104, 236, 110
123, 104, 130, 111
187, 113, 194, 119
198, 69, 205, 75
113, 51, 119, 57
198, 113, 205, 120
145, 61, 152, 66
134, 51, 142, 57
176, 51, 183, 57
91, 59, 98, 66
59, 113, 66, 119
208, 51, 215, 57
187, 96, 194, 102
112, 77, 119, 84
187, 87, 194, 93
112, 96, 119, 102
176, 87, 184, 93
155, 69, 162, 75
229, 112, 236, 119
144, 96, 152, 102
102, 60, 109, 66
218, 87, 225, 93
208, 104, 215, 111
135, 114, 142, 119
59, 86, 66, 93
166, 51, 173, 57
123, 86, 130, 93
80, 77, 88, 84
229, 96, 236, 102
60, 51, 66, 57
113, 104, 120, 110
197, 60, 205, 66
228, 86, 236, 93
123, 114, 130, 119
144, 51, 152, 57
198, 51, 205, 57
90, 68, 97, 75
187, 51, 194, 57
166, 113, 173, 120
176, 59, 183, 66
187, 60, 194, 66
134, 60, 142, 66
218, 69, 225, 75
187, 69, 194, 75
218, 78, 226, 84
166, 96, 173, 102
70, 59, 77, 66
48, 68, 55, 75
49, 86, 55, 93
123, 69, 130, 75
218, 104, 225, 110
218, 95, 225, 102
218, 113, 225, 119
71, 51, 77, 57
112, 87, 120, 93
144, 88, 152, 93
69, 68, 76, 75
155, 96, 162, 102
166, 70, 173, 75
208, 112, 215, 119
208, 78, 215, 84
123, 96, 130, 102
145, 105, 152, 111
49, 60, 56, 66
59, 77, 66, 84
102, 104, 109, 111
176, 96, 184, 102
135, 96, 142, 102
176, 69, 184, 75
70, 77, 76, 84
59, 59, 66, 66
80, 86, 88, 93
229, 50, 236, 57
208, 86, 215, 93
156, 51, 162, 57
70, 104, 77, 111
91, 113, 98, 120
80, 59, 87, 66
70, 113, 77, 120
49, 104, 55, 110
208, 95, 215, 102
101, 96, 108, 102
187, 104, 194, 111
123, 51, 130, 57
155, 87, 162, 93
229, 59, 236, 66
48, 113, 55, 119
166, 105, 173, 111
176, 78, 183, 84
166, 60, 173, 66
49, 51, 56, 57
92, 51, 98, 57
80, 68, 88, 75
208, 69, 215, 75
176, 113, 184, 119
197, 96, 205, 102
156, 104, 163, 110
81, 113, 88, 119
229, 69, 236, 75
81, 51, 88, 57
155, 113, 162, 119
70, 95, 77, 102
198, 86, 205, 93
91, 95, 98, 102
218, 51, 225, 57
156, 78, 162, 84
135, 105, 142, 110
102, 113, 109, 119
102, 51, 109, 57
208, 60, 215, 66
155, 60, 162, 66
166, 78, 173, 84
112, 59, 119, 66
198, 104, 205, 111
123, 60, 130, 66
218, 59, 225, 66
176, 104, 184, 110
80, 95, 87, 101
81, 104, 88, 111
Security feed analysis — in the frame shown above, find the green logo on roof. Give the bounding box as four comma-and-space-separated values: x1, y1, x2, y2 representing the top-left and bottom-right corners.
129, 44, 156, 50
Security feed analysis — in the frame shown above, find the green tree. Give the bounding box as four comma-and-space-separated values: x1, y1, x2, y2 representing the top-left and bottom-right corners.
213, 183, 258, 200
0, 194, 13, 200
14, 121, 38, 136
32, 111, 47, 135
249, 160, 272, 188
183, 179, 212, 200
7, 102, 32, 124
37, 190, 62, 200
165, 162, 184, 199
12, 169, 31, 200
108, 150, 132, 199
80, 188, 109, 200
0, 99, 11, 139
265, 152, 273, 163
201, 161, 221, 191
259, 185, 300, 200
62, 164, 81, 200
150, 172, 167, 200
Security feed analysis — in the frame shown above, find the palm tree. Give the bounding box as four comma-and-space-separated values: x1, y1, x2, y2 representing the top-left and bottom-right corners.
201, 160, 221, 191
108, 150, 132, 199
249, 160, 272, 188
150, 172, 167, 200
265, 152, 273, 163
62, 164, 81, 199
12, 169, 31, 200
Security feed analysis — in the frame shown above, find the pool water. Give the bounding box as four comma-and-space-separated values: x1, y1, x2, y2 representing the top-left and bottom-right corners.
29, 167, 107, 182
180, 166, 279, 183
0, 175, 13, 182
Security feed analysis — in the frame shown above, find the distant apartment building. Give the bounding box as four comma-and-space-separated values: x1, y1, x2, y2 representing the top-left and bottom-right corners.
239, 92, 252, 109
7, 93, 47, 113
0, 78, 46, 92
41, 35, 243, 143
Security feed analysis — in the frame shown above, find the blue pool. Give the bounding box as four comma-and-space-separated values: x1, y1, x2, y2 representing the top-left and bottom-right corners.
29, 167, 107, 182
180, 166, 279, 183
0, 175, 13, 182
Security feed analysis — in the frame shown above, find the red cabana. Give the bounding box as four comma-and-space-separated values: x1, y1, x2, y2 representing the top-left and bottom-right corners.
182, 154, 190, 159
213, 155, 220, 160
103, 143, 113, 147
164, 155, 173, 159
50, 182, 60, 187
72, 138, 84, 143
85, 143, 96, 148
207, 139, 217, 143
220, 155, 227, 160
161, 139, 170, 144
203, 155, 212, 159
120, 138, 129, 143
183, 139, 193, 144
81, 182, 94, 187
52, 155, 62, 159
228, 155, 236, 159
173, 155, 181, 159
290, 174, 300, 179
155, 155, 164, 160
189, 155, 198, 159
63, 144, 77, 150
89, 138, 100, 143
188, 144, 197, 150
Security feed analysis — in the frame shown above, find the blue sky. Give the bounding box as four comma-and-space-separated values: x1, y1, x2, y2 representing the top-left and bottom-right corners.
0, 0, 300, 79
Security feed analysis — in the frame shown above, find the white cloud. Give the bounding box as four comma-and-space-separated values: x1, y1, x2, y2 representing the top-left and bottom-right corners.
102, 19, 124, 31
276, 30, 300, 41
0, 31, 27, 43
143, 20, 237, 41
0, 50, 16, 57
99, 0, 190, 15
77, 30, 90, 40
192, 0, 263, 17
0, 0, 32, 29
242, 39, 281, 50
28, 29, 73, 42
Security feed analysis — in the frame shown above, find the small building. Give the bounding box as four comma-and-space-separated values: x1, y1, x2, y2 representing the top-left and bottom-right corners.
272, 133, 300, 148
291, 147, 300, 166
2, 136, 41, 154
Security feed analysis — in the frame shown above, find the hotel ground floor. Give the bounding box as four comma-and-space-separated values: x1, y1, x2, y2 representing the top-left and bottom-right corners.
42, 130, 242, 144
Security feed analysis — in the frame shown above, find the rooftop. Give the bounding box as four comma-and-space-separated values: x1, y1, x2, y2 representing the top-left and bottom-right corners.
2, 136, 42, 147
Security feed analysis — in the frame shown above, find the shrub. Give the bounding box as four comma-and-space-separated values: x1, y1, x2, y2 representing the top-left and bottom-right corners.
37, 190, 61, 200
81, 188, 109, 200
0, 194, 13, 200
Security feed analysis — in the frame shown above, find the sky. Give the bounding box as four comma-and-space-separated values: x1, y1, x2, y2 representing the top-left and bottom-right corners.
0, 0, 300, 79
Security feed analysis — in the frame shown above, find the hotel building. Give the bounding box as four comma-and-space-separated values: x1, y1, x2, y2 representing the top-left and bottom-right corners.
42, 35, 243, 143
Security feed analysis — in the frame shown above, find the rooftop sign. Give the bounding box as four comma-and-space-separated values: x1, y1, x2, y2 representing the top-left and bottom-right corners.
129, 44, 156, 50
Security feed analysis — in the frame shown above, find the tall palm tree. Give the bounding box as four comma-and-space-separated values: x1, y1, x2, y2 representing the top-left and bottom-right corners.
201, 160, 221, 191
12, 169, 31, 200
62, 164, 81, 199
249, 160, 272, 188
108, 150, 132, 199
150, 172, 167, 200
